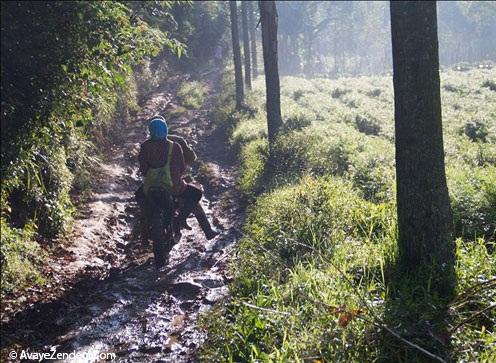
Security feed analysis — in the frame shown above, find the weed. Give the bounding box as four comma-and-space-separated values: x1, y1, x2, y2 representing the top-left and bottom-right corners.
461, 119, 489, 142
177, 80, 207, 109
482, 79, 496, 91
201, 65, 496, 362
0, 219, 47, 297
355, 114, 382, 136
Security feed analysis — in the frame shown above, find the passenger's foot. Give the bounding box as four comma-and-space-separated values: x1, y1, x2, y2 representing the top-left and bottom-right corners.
204, 227, 220, 240
174, 215, 192, 231
183, 220, 192, 230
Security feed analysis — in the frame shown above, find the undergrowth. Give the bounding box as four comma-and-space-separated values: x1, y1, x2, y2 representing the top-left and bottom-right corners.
0, 1, 177, 297
200, 65, 496, 362
177, 80, 208, 109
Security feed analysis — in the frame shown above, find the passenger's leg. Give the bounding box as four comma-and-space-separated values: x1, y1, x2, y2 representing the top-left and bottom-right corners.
174, 184, 202, 237
193, 204, 219, 240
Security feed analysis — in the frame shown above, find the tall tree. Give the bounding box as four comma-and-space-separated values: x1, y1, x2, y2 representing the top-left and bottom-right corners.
259, 0, 282, 154
229, 1, 244, 110
241, 1, 251, 89
248, 1, 258, 79
390, 1, 454, 270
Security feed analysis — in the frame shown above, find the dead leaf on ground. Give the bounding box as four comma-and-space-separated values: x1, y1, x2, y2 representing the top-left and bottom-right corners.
338, 312, 354, 327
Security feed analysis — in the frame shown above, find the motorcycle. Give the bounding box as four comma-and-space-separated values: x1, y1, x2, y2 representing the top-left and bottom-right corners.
135, 185, 178, 269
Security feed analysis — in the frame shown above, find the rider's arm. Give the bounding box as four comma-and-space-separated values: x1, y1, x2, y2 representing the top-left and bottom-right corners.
138, 143, 149, 176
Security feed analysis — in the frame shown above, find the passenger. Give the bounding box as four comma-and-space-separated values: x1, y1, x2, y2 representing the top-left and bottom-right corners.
137, 116, 219, 242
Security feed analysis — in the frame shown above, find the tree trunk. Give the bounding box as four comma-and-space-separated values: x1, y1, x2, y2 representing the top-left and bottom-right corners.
229, 1, 244, 110
241, 1, 251, 90
259, 0, 282, 154
390, 1, 454, 270
248, 1, 258, 79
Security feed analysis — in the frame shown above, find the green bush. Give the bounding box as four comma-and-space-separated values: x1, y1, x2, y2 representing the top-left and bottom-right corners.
461, 119, 489, 142
212, 70, 236, 127
275, 129, 358, 178
332, 87, 351, 98
448, 164, 496, 240
177, 80, 208, 109
444, 83, 465, 93
348, 138, 395, 202
201, 177, 397, 361
237, 138, 269, 197
271, 132, 318, 179
366, 88, 382, 97
0, 219, 46, 297
482, 79, 496, 91
234, 177, 396, 283
201, 177, 495, 362
281, 106, 313, 133
230, 113, 267, 150
354, 113, 382, 136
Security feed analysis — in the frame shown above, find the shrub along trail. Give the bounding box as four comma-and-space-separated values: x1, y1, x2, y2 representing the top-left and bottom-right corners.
1, 71, 243, 362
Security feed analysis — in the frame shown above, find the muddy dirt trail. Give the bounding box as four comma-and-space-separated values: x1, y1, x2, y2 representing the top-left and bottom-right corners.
1, 71, 242, 362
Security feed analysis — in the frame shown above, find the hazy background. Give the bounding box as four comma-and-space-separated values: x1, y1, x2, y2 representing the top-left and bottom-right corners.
275, 1, 496, 77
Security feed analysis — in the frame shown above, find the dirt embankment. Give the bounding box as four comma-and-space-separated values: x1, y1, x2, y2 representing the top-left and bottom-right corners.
1, 71, 242, 362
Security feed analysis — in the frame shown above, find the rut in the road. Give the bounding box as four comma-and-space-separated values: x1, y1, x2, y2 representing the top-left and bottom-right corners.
1, 72, 242, 362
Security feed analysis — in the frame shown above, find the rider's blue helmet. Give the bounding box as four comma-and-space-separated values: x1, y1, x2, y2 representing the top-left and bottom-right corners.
148, 116, 168, 140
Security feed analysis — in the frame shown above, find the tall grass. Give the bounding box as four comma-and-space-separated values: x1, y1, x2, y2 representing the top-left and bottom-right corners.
177, 80, 208, 109
200, 64, 496, 362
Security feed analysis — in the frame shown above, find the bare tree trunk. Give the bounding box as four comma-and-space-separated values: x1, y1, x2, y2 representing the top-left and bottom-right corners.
390, 1, 454, 270
241, 1, 252, 90
248, 0, 258, 79
259, 0, 282, 154
229, 1, 244, 110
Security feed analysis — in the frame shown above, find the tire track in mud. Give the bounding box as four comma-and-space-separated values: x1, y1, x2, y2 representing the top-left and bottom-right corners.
1, 72, 242, 362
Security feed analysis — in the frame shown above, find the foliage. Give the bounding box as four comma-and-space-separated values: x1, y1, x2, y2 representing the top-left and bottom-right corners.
0, 219, 46, 296
237, 138, 269, 198
228, 66, 496, 236
354, 114, 382, 136
169, 1, 229, 71
201, 176, 495, 362
201, 65, 496, 361
482, 79, 496, 91
460, 119, 489, 142
0, 0, 188, 296
177, 80, 207, 109
447, 164, 496, 240
212, 70, 236, 127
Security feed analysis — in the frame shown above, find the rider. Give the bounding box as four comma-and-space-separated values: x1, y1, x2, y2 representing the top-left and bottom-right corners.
138, 115, 219, 241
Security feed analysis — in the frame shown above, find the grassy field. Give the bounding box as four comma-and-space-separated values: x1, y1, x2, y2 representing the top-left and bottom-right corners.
200, 64, 496, 362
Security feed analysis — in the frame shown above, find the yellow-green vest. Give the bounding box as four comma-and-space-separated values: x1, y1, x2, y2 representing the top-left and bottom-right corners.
143, 140, 173, 195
